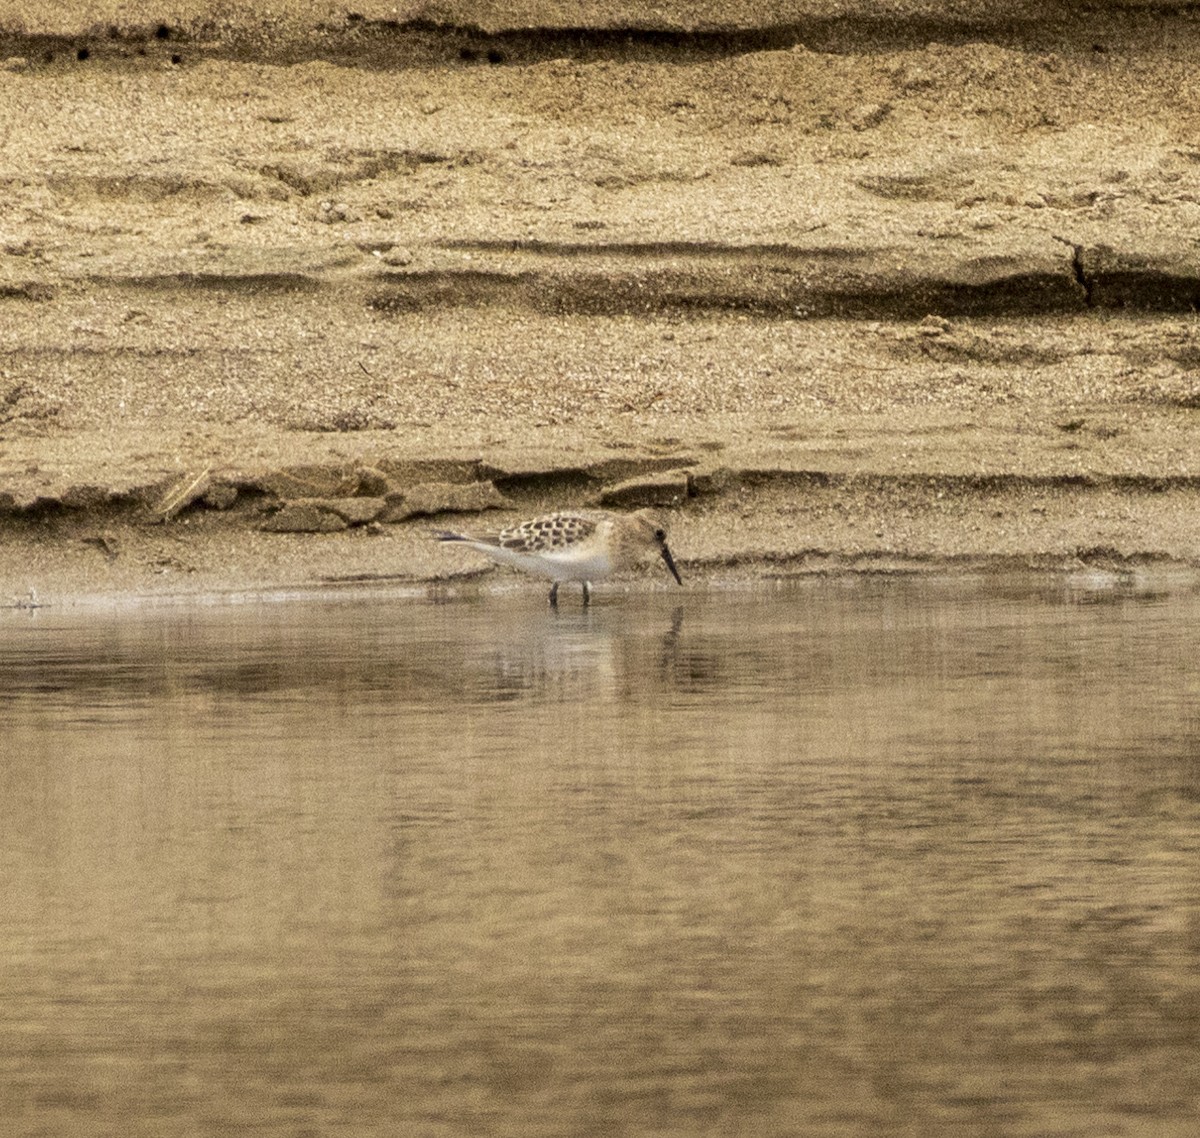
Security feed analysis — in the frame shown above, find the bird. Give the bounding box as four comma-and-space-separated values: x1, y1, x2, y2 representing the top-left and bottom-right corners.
435, 508, 683, 605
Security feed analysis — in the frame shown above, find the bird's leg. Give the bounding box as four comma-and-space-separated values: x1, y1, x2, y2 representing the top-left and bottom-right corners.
582, 581, 592, 606
548, 581, 559, 608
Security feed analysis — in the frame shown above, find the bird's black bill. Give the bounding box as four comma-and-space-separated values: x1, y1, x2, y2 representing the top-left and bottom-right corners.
661, 543, 683, 585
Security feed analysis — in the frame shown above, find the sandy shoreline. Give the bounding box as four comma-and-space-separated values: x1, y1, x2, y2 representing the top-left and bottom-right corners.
4, 5, 1200, 600
5, 400, 1200, 604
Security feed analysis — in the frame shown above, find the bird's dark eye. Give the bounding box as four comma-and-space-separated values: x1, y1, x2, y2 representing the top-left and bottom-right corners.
654, 528, 666, 541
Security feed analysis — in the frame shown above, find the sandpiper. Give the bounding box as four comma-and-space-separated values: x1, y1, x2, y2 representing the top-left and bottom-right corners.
435, 508, 683, 605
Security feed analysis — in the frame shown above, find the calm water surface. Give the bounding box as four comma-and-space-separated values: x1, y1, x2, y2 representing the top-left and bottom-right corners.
2, 580, 1199, 1137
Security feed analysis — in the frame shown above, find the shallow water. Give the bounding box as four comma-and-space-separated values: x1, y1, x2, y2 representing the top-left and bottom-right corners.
2, 579, 1199, 1138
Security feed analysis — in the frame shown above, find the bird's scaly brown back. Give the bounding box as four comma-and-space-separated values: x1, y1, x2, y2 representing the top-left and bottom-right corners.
496, 513, 598, 553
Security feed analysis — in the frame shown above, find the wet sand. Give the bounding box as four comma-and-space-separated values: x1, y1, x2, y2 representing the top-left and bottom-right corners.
4, 2, 1200, 600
